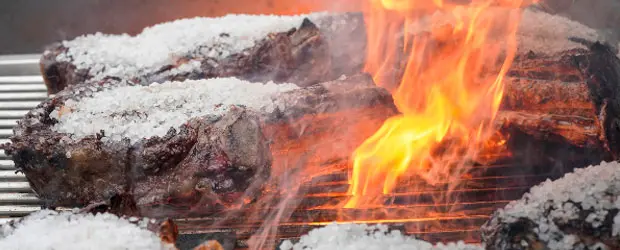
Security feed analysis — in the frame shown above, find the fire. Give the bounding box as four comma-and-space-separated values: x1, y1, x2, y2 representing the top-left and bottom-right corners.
346, 0, 532, 208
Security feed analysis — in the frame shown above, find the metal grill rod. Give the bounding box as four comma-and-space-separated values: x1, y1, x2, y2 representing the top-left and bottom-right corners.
0, 54, 46, 222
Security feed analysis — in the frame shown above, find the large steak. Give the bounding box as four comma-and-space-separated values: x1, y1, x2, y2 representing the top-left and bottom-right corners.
2, 75, 396, 217
40, 13, 366, 94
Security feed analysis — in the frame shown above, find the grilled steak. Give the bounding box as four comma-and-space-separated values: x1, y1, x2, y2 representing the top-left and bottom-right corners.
40, 13, 366, 94
2, 75, 396, 218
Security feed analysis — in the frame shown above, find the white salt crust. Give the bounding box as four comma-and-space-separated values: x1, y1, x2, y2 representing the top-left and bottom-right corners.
280, 223, 482, 250
57, 13, 327, 81
494, 161, 620, 250
0, 210, 173, 250
50, 78, 298, 143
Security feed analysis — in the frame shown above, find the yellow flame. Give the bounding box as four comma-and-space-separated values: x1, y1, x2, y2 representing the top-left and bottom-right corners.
346, 0, 529, 208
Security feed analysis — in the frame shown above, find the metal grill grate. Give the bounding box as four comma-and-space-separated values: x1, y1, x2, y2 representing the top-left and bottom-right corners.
0, 54, 46, 224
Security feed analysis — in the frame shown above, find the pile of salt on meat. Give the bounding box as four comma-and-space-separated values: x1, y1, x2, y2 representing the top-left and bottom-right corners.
280, 223, 482, 250
50, 78, 298, 143
0, 210, 174, 250
55, 13, 327, 81
3, 77, 286, 214
41, 12, 366, 93
481, 161, 620, 250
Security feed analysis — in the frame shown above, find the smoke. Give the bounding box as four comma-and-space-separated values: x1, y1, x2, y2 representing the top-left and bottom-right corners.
540, 0, 620, 45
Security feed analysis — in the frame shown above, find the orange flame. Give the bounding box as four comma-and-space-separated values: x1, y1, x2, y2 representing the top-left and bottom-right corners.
346, 0, 532, 208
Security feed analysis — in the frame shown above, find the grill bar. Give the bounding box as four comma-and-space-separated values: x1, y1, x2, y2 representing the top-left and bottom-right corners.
0, 120, 19, 128
0, 54, 45, 223
0, 54, 40, 76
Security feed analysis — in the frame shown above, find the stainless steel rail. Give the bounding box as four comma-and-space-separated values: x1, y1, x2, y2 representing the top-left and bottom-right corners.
0, 54, 46, 224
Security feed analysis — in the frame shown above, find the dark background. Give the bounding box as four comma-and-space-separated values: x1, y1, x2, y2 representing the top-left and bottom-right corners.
0, 0, 618, 54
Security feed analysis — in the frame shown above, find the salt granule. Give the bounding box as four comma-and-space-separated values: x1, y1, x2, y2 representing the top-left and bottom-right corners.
51, 77, 298, 143
491, 161, 620, 250
280, 223, 482, 250
0, 210, 172, 250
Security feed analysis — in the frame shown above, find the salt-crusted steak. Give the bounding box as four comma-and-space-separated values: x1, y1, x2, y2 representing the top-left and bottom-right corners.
41, 13, 366, 94
4, 79, 275, 215
481, 161, 620, 250
41, 8, 596, 95
3, 75, 396, 217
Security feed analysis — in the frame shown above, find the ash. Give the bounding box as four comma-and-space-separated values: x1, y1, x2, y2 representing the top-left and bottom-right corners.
486, 161, 620, 250
50, 78, 298, 143
56, 13, 327, 81
0, 210, 172, 250
280, 223, 482, 250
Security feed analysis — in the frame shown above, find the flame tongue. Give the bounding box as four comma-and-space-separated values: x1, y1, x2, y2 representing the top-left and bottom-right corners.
346, 0, 528, 208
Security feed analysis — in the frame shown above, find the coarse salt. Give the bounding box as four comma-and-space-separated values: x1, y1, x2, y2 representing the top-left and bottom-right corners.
489, 161, 620, 250
0, 210, 173, 250
57, 13, 328, 81
50, 78, 298, 143
280, 223, 483, 250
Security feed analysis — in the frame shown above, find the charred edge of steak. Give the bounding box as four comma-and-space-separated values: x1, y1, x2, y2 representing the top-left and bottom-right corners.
39, 13, 367, 94
575, 42, 620, 158
40, 44, 89, 95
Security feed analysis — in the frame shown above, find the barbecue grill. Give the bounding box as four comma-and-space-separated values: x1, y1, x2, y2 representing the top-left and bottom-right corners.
0, 54, 608, 249
0, 54, 45, 223
2, 2, 620, 248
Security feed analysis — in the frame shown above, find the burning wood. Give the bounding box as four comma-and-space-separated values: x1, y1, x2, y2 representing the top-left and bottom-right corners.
40, 13, 365, 94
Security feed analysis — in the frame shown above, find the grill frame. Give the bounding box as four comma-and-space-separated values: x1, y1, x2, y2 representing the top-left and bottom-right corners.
0, 54, 45, 224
